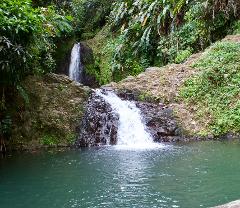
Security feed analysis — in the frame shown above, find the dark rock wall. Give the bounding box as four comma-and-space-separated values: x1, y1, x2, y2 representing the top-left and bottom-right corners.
136, 102, 183, 142
55, 48, 71, 76
76, 88, 185, 148
76, 91, 119, 147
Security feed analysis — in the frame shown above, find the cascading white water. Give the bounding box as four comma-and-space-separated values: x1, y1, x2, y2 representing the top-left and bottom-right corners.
95, 89, 164, 149
69, 43, 82, 82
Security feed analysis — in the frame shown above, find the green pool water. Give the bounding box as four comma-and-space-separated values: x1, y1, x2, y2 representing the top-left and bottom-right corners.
1, 141, 240, 208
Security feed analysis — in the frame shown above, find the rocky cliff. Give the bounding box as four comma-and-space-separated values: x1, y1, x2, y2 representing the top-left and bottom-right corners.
9, 73, 90, 150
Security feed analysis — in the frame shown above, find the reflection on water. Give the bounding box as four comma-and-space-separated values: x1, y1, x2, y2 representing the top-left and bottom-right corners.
0, 151, 6, 159
1, 141, 240, 208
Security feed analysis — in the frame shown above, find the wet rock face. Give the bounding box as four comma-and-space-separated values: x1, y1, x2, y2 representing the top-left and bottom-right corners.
136, 102, 183, 142
116, 90, 183, 142
76, 88, 185, 147
75, 92, 119, 147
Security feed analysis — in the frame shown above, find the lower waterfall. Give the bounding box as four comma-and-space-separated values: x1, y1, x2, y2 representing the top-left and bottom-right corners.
95, 89, 163, 149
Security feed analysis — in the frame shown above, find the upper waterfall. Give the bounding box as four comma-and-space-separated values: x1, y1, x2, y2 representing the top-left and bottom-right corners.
95, 89, 163, 149
69, 43, 83, 82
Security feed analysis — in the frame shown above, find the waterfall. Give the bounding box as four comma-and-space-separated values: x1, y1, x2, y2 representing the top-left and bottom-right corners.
95, 89, 163, 149
69, 43, 83, 82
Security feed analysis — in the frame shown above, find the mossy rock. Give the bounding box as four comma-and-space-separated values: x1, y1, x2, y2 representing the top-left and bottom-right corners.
9, 73, 91, 150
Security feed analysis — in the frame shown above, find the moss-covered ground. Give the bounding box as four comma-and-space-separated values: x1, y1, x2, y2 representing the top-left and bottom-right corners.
180, 39, 240, 136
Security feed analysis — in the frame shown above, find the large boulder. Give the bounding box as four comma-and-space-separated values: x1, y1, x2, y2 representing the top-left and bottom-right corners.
136, 102, 183, 142
10, 73, 90, 150
213, 200, 240, 208
75, 91, 119, 147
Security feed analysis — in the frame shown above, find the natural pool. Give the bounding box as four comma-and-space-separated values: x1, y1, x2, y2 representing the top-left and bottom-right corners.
1, 141, 240, 208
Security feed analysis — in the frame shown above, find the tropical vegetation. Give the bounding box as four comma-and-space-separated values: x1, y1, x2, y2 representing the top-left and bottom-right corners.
181, 40, 240, 136
0, 0, 240, 149
99, 0, 240, 82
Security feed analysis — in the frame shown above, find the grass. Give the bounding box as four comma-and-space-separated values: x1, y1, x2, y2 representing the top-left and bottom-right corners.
180, 41, 240, 136
40, 134, 59, 146
233, 20, 240, 35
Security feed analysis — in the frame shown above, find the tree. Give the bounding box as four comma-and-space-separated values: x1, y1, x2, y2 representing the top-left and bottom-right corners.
0, 0, 72, 150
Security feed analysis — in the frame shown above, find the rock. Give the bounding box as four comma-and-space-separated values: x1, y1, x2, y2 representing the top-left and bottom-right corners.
213, 200, 240, 208
121, 76, 135, 83
10, 73, 90, 150
55, 39, 73, 76
75, 88, 182, 146
135, 101, 181, 142
45, 72, 72, 84
80, 42, 99, 88
75, 90, 119, 147
137, 73, 146, 79
145, 67, 161, 72
219, 133, 240, 141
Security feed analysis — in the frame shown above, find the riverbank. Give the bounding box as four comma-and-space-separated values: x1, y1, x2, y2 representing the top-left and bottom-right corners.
108, 35, 240, 139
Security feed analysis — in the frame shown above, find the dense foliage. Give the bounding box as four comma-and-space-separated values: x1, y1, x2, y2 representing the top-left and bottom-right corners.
0, 0, 72, 144
71, 0, 114, 39
0, 0, 72, 87
181, 40, 240, 136
101, 0, 240, 81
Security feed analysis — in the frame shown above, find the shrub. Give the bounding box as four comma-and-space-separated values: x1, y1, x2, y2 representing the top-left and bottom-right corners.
107, 0, 239, 77
0, 0, 73, 142
180, 41, 240, 135
0, 0, 72, 87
